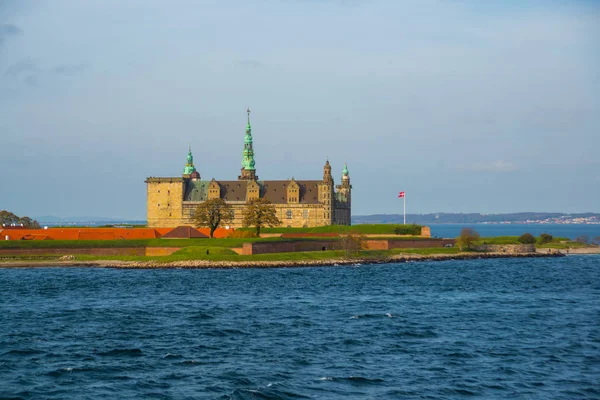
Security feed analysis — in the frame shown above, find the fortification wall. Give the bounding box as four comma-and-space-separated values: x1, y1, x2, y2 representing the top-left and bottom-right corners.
241, 240, 342, 255
387, 239, 455, 249
474, 244, 536, 253
241, 238, 453, 255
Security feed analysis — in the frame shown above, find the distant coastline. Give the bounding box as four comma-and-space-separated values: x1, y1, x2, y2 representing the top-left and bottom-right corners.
353, 213, 600, 225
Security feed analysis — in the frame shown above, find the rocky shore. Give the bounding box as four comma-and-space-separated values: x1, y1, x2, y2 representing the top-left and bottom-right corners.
0, 251, 566, 269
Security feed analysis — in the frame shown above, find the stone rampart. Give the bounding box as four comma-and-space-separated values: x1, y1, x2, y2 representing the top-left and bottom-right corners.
241, 238, 455, 255
241, 240, 342, 255
474, 244, 536, 253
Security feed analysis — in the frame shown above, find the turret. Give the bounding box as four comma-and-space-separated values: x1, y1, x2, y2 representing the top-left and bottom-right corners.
323, 160, 333, 183
239, 108, 258, 180
341, 162, 350, 187
319, 159, 334, 224
183, 144, 197, 177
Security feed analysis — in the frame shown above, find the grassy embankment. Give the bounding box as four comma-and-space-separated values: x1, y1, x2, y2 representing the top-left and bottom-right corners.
7, 224, 584, 264
0, 224, 425, 250
251, 224, 422, 235
474, 236, 592, 249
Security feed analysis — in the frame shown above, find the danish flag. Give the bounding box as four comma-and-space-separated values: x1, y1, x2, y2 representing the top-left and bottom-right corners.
398, 191, 405, 198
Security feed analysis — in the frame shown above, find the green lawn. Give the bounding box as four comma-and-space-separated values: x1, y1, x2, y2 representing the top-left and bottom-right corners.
255, 224, 422, 235
0, 236, 317, 250
537, 241, 596, 249
72, 250, 352, 263
473, 236, 571, 245
66, 247, 468, 264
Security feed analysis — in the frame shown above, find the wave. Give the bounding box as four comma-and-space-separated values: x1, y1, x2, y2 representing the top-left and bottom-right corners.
4, 349, 43, 356
350, 313, 394, 319
318, 376, 385, 385
97, 348, 143, 357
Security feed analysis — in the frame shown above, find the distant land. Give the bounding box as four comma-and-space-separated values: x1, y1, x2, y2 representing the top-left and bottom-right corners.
33, 213, 600, 227
34, 216, 146, 226
352, 213, 600, 225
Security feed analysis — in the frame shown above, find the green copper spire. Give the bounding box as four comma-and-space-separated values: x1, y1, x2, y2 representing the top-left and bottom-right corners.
242, 108, 256, 171
183, 143, 197, 175
342, 163, 349, 176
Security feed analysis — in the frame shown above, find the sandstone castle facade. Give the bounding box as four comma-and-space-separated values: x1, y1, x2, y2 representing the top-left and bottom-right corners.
146, 110, 352, 228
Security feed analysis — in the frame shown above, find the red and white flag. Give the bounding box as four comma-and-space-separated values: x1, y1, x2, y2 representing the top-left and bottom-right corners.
398, 191, 405, 198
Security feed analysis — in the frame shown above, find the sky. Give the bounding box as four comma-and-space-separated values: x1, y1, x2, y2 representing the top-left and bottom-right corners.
1, 0, 599, 220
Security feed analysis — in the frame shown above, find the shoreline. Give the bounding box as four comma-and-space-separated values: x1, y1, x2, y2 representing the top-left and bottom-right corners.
0, 251, 569, 269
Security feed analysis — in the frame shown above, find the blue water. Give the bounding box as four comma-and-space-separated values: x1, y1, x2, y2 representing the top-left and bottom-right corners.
430, 223, 600, 240
1, 257, 599, 399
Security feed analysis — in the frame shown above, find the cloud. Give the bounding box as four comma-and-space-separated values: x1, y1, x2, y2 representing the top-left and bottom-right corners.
51, 63, 88, 76
236, 59, 265, 69
24, 74, 38, 86
471, 160, 519, 173
3, 60, 88, 86
3, 58, 37, 77
0, 24, 22, 46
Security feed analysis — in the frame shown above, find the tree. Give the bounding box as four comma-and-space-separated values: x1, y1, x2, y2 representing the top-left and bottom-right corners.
538, 233, 553, 245
592, 236, 600, 246
0, 210, 40, 228
455, 227, 480, 251
242, 198, 281, 236
575, 235, 589, 245
193, 199, 234, 238
518, 233, 536, 244
341, 233, 364, 258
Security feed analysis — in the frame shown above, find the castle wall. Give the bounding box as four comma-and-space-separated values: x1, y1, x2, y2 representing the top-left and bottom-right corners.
333, 204, 351, 225
179, 202, 334, 228
146, 178, 184, 228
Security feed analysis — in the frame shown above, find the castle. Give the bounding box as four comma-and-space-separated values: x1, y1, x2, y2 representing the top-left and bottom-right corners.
146, 110, 352, 228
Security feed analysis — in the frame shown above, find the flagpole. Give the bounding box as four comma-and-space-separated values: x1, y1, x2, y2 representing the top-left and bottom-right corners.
403, 193, 406, 225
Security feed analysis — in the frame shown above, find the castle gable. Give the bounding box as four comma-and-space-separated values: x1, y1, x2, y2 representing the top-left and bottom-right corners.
260, 180, 320, 204
218, 181, 249, 202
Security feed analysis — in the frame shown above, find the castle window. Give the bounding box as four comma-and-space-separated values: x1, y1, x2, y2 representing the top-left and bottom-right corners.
158, 190, 160, 193
303, 210, 308, 219
168, 190, 170, 195
286, 210, 292, 219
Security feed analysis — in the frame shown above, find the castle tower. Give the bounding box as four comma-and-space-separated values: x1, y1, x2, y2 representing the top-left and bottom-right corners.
318, 160, 335, 224
238, 108, 258, 180
334, 162, 352, 225
182, 144, 197, 178
323, 160, 333, 183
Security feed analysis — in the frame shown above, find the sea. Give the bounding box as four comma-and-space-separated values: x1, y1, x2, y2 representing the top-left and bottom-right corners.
1, 256, 599, 399
429, 223, 600, 240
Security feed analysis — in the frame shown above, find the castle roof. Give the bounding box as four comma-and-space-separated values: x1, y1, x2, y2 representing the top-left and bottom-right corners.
182, 179, 321, 204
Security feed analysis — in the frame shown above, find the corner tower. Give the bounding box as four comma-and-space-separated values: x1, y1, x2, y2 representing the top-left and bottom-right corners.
318, 160, 335, 224
334, 162, 352, 225
239, 108, 258, 180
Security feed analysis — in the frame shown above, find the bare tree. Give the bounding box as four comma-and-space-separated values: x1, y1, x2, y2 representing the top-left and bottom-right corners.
455, 228, 480, 251
242, 198, 281, 236
193, 199, 234, 238
341, 233, 364, 258
575, 235, 590, 245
